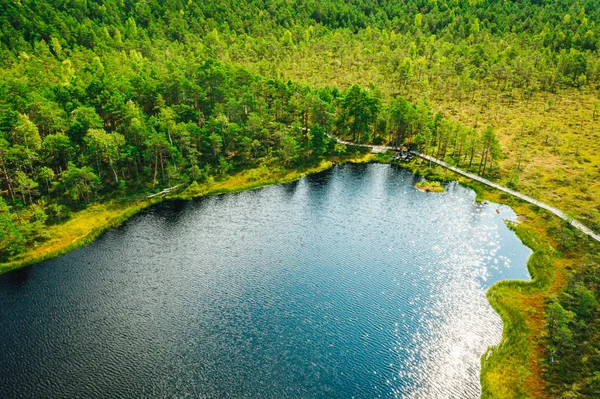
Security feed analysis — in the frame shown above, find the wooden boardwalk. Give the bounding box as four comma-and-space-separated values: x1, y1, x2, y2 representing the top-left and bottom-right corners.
334, 137, 600, 244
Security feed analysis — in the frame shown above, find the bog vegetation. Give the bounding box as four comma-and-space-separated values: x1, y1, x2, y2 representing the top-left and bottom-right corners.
0, 1, 599, 397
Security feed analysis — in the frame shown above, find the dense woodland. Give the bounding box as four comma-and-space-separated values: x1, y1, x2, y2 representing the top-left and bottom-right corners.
1, 1, 599, 397
544, 253, 600, 397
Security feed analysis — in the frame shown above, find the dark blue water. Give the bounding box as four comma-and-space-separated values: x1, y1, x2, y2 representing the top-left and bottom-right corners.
0, 164, 531, 398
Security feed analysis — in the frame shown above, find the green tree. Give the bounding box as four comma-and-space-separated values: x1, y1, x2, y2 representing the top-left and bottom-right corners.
15, 171, 39, 204
478, 126, 501, 176
144, 133, 172, 188
61, 162, 100, 204
12, 113, 41, 151
573, 284, 598, 319
308, 124, 328, 157
282, 30, 294, 47
69, 107, 103, 145
37, 166, 55, 193
339, 85, 380, 143
42, 133, 74, 172
279, 134, 299, 166
0, 198, 24, 261
414, 13, 423, 30
84, 128, 125, 185
388, 96, 415, 146
546, 300, 575, 373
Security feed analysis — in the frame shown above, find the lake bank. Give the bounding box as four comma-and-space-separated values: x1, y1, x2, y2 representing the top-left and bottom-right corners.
0, 159, 341, 274
346, 150, 596, 398
404, 155, 599, 399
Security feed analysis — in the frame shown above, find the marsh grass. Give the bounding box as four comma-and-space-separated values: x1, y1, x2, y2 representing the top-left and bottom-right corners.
469, 181, 599, 398
481, 225, 558, 399
429, 88, 600, 233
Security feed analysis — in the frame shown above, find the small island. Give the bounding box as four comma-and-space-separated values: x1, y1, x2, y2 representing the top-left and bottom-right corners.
415, 181, 445, 193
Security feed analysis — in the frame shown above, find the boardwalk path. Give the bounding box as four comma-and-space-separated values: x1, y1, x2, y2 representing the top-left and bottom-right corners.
334, 138, 600, 243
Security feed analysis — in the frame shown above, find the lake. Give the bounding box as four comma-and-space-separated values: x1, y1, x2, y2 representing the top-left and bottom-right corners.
0, 164, 531, 398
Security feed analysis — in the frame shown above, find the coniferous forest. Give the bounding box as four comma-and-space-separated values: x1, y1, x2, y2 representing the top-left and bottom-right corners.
1, 1, 599, 397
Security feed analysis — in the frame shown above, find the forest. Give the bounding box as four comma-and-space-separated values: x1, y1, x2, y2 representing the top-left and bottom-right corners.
1, 1, 599, 397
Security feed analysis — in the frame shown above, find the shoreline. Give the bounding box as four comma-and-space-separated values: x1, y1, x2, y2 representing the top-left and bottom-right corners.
1, 152, 591, 398
409, 159, 590, 398
370, 155, 584, 398
0, 158, 346, 274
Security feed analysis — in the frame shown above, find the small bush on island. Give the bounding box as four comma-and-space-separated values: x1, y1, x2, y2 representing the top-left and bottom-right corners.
415, 181, 445, 193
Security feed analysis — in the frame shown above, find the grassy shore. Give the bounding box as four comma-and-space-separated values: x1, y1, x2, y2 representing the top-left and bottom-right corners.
476, 187, 561, 399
